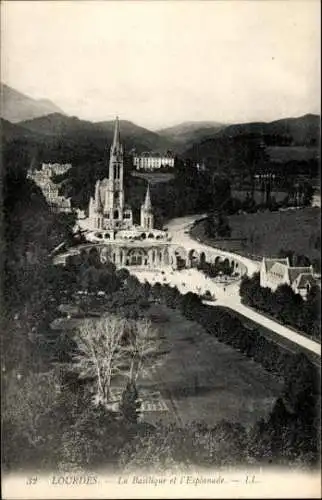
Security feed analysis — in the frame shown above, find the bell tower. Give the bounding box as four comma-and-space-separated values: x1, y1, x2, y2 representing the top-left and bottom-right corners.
140, 183, 154, 230
106, 116, 125, 224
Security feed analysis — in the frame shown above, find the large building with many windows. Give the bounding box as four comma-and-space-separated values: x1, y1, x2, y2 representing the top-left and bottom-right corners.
133, 151, 175, 171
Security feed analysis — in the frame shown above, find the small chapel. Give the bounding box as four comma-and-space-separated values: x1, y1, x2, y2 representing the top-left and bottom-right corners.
88, 117, 154, 236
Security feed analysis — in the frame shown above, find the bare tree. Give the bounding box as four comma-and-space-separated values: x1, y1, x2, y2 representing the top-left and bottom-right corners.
70, 314, 127, 404
126, 318, 160, 383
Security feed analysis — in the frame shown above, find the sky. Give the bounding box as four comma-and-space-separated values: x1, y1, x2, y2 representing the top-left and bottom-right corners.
1, 0, 320, 130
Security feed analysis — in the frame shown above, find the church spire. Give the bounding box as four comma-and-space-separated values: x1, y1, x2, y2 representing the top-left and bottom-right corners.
143, 182, 152, 210
111, 116, 121, 152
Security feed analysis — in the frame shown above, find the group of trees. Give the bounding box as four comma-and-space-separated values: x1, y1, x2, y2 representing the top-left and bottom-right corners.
204, 212, 231, 238
278, 248, 315, 268
147, 160, 231, 226
240, 273, 321, 341
3, 140, 77, 310
70, 314, 159, 410
197, 258, 235, 278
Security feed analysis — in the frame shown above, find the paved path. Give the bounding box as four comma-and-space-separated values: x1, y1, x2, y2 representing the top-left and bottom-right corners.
167, 214, 260, 276
133, 215, 321, 357
227, 300, 321, 355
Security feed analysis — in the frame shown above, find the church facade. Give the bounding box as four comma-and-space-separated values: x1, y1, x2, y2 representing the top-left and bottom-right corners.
88, 116, 133, 232
82, 117, 170, 259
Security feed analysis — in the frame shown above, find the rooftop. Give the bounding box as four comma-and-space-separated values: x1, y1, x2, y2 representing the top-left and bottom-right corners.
135, 151, 174, 158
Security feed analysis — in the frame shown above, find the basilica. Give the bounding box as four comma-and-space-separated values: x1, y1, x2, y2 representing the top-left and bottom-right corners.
82, 118, 170, 250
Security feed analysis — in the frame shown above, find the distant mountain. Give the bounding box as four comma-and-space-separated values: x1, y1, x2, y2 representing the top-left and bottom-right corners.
0, 83, 64, 123
184, 114, 320, 163
213, 114, 320, 146
19, 113, 101, 137
157, 121, 226, 150
95, 119, 176, 152
18, 113, 175, 155
4, 109, 319, 173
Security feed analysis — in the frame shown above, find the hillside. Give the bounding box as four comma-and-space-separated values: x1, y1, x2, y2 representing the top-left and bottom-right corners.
96, 120, 175, 152
0, 83, 64, 123
1, 118, 39, 143
158, 121, 226, 150
18, 114, 175, 156
19, 113, 102, 138
213, 114, 320, 147
183, 114, 320, 172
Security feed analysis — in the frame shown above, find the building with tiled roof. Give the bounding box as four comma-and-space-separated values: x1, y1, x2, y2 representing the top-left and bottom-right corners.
133, 151, 175, 171
260, 257, 316, 299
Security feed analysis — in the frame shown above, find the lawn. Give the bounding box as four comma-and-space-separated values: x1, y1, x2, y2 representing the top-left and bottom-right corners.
192, 207, 320, 266
141, 304, 282, 428
266, 146, 319, 162
131, 171, 174, 185
228, 207, 320, 262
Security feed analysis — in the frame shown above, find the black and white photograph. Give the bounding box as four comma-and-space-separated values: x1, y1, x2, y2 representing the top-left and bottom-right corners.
1, 1, 321, 498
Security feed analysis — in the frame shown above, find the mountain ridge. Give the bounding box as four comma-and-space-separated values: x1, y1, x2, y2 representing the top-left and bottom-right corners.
157, 121, 226, 149
17, 113, 175, 153
1, 83, 64, 123
183, 113, 320, 162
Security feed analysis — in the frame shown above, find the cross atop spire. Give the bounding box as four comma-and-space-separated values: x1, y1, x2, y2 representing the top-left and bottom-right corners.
143, 182, 152, 210
111, 116, 122, 153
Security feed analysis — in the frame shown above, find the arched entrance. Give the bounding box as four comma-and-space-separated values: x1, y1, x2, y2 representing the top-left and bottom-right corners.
173, 246, 188, 269
188, 249, 199, 268
126, 248, 148, 266
214, 255, 221, 266
199, 251, 206, 267
220, 258, 231, 275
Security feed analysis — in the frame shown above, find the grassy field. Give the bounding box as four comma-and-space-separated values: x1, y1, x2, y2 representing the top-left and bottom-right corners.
192, 207, 320, 265
228, 207, 320, 261
142, 304, 282, 428
131, 171, 174, 185
267, 146, 319, 162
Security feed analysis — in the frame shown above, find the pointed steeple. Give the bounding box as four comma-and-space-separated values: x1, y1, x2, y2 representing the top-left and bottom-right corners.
143, 182, 152, 210
111, 116, 121, 152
